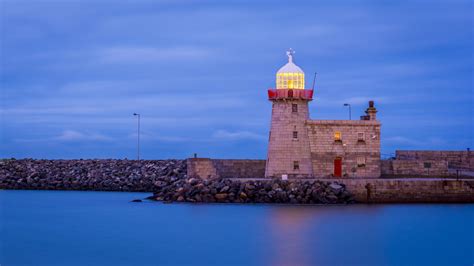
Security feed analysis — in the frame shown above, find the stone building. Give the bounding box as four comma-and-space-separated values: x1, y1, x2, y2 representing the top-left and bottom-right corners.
265, 49, 381, 179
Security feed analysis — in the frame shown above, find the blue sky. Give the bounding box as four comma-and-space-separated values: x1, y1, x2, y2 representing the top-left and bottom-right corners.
1, 0, 472, 159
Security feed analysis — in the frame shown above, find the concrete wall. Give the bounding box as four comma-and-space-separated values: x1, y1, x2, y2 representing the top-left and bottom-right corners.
307, 120, 381, 178
325, 178, 474, 203
187, 158, 266, 179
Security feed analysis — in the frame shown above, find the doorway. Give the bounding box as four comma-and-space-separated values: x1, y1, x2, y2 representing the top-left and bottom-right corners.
334, 157, 342, 177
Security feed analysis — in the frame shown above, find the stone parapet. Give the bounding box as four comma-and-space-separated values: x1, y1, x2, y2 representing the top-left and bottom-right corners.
307, 120, 381, 126
320, 178, 474, 203
395, 150, 473, 170
187, 158, 266, 179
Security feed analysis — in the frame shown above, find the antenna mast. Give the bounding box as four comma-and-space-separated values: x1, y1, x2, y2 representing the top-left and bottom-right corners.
311, 72, 317, 91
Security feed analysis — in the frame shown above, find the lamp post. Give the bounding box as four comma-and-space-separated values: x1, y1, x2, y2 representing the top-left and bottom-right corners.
133, 113, 140, 160
343, 103, 351, 120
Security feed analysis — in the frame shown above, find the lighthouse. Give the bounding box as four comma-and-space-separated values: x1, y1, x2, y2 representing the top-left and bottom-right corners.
265, 49, 314, 178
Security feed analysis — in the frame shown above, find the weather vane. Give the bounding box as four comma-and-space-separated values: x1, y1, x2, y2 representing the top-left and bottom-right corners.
286, 48, 295, 62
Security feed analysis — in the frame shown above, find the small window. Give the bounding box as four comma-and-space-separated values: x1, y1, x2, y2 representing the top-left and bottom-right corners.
292, 104, 298, 113
424, 162, 431, 168
334, 131, 342, 141
357, 157, 366, 167
293, 131, 298, 139
358, 132, 365, 141
293, 161, 300, 170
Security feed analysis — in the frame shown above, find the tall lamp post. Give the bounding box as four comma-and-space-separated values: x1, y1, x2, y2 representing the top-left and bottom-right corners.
133, 113, 140, 160
343, 103, 351, 120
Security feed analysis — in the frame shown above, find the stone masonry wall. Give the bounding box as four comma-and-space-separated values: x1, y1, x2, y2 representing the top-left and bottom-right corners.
396, 150, 473, 170
307, 120, 381, 178
381, 150, 473, 177
266, 100, 314, 178
212, 159, 266, 179
381, 159, 449, 177
327, 178, 474, 203
187, 158, 266, 179
186, 158, 218, 179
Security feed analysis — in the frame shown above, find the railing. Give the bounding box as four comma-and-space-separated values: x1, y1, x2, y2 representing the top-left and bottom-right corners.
268, 89, 313, 100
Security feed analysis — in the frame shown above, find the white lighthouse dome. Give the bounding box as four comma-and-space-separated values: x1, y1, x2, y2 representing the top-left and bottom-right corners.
276, 48, 305, 90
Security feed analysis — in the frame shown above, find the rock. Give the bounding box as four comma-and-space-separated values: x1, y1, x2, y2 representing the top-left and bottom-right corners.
326, 195, 339, 203
154, 181, 168, 188
329, 183, 343, 192
215, 193, 228, 200
131, 199, 142, 202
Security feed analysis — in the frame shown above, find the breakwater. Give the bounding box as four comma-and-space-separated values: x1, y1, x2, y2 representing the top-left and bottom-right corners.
0, 159, 186, 191
330, 178, 474, 203
150, 176, 353, 204
1, 159, 473, 203
0, 159, 353, 204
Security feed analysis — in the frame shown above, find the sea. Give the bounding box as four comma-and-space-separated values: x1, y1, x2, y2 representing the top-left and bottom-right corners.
1, 190, 473, 266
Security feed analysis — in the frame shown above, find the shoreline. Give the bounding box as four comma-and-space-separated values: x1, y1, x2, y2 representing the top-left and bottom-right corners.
1, 159, 473, 203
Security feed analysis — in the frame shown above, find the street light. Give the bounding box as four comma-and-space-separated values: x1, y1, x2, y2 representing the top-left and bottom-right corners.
343, 103, 351, 120
133, 113, 140, 160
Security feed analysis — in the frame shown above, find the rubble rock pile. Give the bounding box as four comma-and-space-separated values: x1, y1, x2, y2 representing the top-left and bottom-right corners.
150, 177, 354, 204
0, 159, 186, 192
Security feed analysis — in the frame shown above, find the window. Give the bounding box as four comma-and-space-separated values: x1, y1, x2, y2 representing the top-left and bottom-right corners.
357, 157, 366, 167
293, 131, 298, 139
293, 161, 300, 170
292, 104, 298, 113
358, 132, 365, 141
334, 131, 342, 142
424, 162, 431, 168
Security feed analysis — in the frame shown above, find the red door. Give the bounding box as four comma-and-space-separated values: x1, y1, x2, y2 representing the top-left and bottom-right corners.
334, 157, 342, 177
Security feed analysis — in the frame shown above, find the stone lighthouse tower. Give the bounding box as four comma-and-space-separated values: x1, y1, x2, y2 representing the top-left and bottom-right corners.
265, 49, 314, 178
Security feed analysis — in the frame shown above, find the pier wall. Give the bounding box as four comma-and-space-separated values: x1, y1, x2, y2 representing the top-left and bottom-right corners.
328, 178, 474, 203
187, 158, 266, 179
2, 159, 473, 203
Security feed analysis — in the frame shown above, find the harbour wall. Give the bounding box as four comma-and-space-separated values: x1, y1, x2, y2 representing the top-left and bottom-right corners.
382, 150, 473, 177
2, 159, 473, 203
325, 178, 474, 203
187, 158, 266, 179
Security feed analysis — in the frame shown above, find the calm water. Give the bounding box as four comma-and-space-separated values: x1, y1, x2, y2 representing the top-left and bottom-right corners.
0, 190, 473, 266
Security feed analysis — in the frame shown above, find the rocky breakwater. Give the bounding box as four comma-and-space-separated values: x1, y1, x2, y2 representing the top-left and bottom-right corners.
0, 159, 186, 192
151, 177, 354, 204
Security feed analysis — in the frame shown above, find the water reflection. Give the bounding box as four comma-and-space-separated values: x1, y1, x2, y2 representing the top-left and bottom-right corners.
268, 206, 320, 266
268, 205, 384, 266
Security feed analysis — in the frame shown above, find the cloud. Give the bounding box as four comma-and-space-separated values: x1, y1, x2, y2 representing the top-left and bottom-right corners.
97, 46, 213, 64
384, 136, 448, 148
212, 130, 266, 141
314, 96, 387, 107
55, 130, 113, 142
128, 132, 190, 142
1, 0, 472, 158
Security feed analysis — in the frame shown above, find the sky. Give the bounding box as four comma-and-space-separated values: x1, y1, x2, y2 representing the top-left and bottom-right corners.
0, 0, 473, 159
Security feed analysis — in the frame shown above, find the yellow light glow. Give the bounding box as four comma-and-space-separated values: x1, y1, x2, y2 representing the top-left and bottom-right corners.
276, 72, 305, 89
